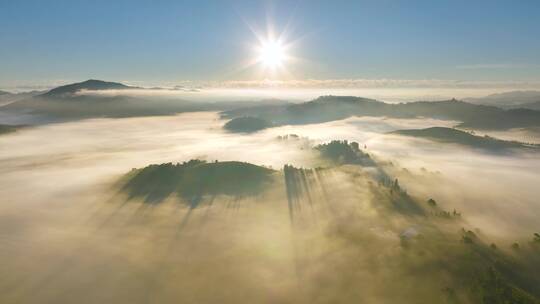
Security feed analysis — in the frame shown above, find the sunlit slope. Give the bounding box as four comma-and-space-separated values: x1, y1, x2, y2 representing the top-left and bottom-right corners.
97, 143, 540, 304
121, 160, 275, 204
1, 114, 539, 304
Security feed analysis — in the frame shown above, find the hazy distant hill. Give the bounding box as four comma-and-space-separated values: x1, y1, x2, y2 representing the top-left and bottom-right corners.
1, 93, 181, 119
0, 91, 12, 106
507, 101, 540, 111
223, 116, 272, 133
390, 127, 538, 151
466, 91, 540, 108
0, 90, 44, 106
0, 80, 292, 122
41, 79, 133, 98
5, 82, 540, 129
222, 96, 540, 130
222, 96, 385, 124
1, 79, 146, 119
0, 79, 205, 120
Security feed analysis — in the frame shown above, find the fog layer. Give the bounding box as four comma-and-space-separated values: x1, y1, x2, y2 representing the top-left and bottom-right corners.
1, 112, 539, 303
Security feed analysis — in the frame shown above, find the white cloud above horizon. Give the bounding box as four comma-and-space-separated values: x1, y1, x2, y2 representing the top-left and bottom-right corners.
5, 78, 540, 92
455, 63, 540, 70
3, 78, 540, 102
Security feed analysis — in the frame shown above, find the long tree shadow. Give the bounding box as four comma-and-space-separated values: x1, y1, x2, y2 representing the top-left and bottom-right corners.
284, 164, 322, 224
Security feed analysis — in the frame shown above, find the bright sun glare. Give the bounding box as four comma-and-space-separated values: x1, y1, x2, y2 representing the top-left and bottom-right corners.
257, 40, 286, 69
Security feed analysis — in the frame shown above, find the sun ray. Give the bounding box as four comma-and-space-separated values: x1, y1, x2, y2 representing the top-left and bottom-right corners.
224, 15, 309, 81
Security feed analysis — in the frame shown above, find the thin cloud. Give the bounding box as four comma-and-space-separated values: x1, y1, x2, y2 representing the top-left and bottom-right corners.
455, 63, 540, 70
194, 78, 540, 90
5, 78, 540, 95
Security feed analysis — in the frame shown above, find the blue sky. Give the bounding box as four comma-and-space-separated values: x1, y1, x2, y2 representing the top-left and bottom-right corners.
1, 0, 540, 89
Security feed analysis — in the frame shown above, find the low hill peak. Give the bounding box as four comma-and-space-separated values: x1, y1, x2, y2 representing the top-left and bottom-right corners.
41, 79, 132, 97
390, 127, 537, 152
312, 95, 378, 103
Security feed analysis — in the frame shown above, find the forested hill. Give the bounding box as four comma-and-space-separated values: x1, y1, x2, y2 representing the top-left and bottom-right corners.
390, 127, 539, 152
221, 96, 540, 130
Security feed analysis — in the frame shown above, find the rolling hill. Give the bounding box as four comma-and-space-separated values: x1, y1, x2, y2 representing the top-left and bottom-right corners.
41, 79, 133, 97
0, 79, 221, 121
222, 96, 540, 131
508, 101, 540, 111
466, 91, 540, 108
116, 153, 540, 304
121, 160, 275, 204
0, 80, 294, 122
223, 116, 272, 133
390, 127, 538, 151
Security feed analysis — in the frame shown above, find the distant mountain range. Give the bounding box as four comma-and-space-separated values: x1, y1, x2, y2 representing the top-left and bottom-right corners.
222, 95, 540, 130
0, 79, 291, 123
0, 80, 167, 119
3, 80, 540, 130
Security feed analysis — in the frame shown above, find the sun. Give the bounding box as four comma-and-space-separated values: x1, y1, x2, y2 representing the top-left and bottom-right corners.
240, 23, 299, 76
257, 40, 287, 69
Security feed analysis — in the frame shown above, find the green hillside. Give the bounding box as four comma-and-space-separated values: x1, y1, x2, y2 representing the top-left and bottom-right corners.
391, 127, 538, 151
223, 116, 272, 133
222, 96, 540, 131
121, 160, 275, 204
